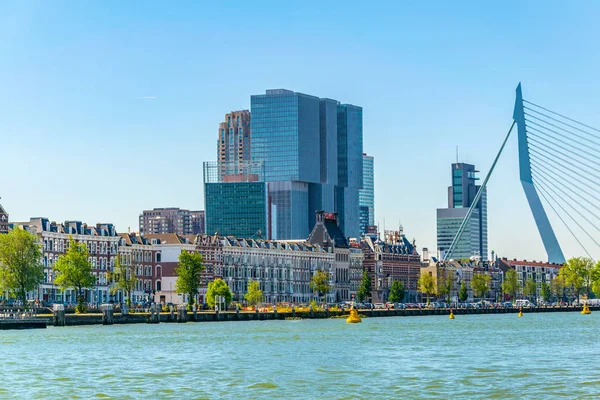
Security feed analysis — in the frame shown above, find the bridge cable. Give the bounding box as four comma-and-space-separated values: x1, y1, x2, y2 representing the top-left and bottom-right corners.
526, 123, 600, 160
523, 99, 600, 137
533, 177, 596, 260
524, 112, 600, 149
527, 137, 600, 180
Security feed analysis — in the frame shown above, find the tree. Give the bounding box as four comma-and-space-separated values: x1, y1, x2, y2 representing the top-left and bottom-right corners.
502, 269, 519, 300
388, 280, 405, 303
562, 257, 594, 302
437, 269, 454, 303
356, 268, 372, 302
54, 237, 96, 313
418, 272, 436, 304
0, 227, 44, 306
523, 278, 537, 301
591, 261, 600, 298
471, 273, 491, 300
175, 251, 205, 307
310, 270, 331, 303
551, 274, 566, 301
108, 255, 136, 306
459, 281, 468, 302
206, 278, 232, 309
540, 281, 551, 302
244, 279, 263, 306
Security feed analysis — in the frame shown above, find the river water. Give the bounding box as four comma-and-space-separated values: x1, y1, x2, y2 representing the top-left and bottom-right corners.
1, 312, 598, 399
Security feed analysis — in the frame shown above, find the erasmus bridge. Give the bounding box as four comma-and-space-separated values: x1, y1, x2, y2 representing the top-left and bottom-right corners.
444, 83, 600, 264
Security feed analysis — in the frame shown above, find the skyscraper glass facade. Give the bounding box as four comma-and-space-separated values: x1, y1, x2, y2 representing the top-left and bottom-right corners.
359, 153, 375, 235
203, 161, 267, 238
437, 163, 488, 260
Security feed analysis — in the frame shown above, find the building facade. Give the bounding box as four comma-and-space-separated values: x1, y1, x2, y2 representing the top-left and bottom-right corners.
497, 258, 562, 301
437, 163, 488, 260
249, 89, 363, 240
117, 233, 161, 304
203, 161, 268, 238
217, 110, 251, 177
139, 208, 205, 236
0, 202, 8, 234
12, 218, 121, 304
359, 153, 374, 235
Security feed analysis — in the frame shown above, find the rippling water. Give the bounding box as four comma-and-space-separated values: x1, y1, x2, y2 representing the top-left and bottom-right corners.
1, 312, 598, 399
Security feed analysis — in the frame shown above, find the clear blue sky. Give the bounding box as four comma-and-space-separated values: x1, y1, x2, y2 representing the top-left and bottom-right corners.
2, 1, 600, 261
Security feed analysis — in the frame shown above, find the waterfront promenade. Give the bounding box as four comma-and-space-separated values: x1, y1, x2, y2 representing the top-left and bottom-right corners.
26, 304, 599, 327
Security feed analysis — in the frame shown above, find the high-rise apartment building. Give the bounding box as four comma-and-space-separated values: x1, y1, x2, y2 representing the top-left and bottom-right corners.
250, 89, 363, 240
217, 110, 251, 177
139, 208, 205, 236
436, 163, 488, 260
359, 153, 374, 235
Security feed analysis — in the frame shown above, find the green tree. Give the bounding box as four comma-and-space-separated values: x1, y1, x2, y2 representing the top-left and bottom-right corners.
388, 280, 405, 303
540, 281, 551, 303
175, 251, 205, 307
437, 269, 454, 303
54, 237, 96, 313
206, 278, 232, 309
502, 269, 519, 300
591, 261, 600, 298
562, 257, 594, 302
356, 268, 372, 302
108, 255, 136, 306
418, 272, 436, 304
459, 281, 468, 302
551, 274, 566, 301
523, 278, 537, 301
471, 273, 491, 300
244, 279, 263, 306
0, 227, 44, 306
310, 270, 331, 303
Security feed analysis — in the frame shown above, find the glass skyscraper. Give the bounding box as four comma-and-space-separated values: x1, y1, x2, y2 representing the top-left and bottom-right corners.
250, 89, 363, 240
203, 161, 268, 239
436, 163, 488, 260
359, 153, 375, 235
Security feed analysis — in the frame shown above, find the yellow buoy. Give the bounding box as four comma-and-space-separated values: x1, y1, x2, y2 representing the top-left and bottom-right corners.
449, 309, 455, 319
582, 303, 591, 315
518, 307, 523, 317
346, 307, 362, 323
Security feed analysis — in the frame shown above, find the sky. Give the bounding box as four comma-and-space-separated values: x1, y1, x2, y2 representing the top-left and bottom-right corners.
2, 1, 600, 262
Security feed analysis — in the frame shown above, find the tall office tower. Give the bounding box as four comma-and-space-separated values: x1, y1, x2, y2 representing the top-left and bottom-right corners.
250, 89, 363, 240
336, 104, 363, 239
436, 163, 488, 260
217, 110, 251, 177
139, 208, 205, 236
359, 153, 375, 235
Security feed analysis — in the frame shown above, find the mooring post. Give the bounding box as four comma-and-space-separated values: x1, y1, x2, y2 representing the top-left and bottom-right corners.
177, 304, 187, 323
101, 303, 114, 325
52, 304, 65, 327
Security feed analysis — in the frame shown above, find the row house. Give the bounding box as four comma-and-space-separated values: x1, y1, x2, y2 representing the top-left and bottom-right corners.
143, 234, 199, 305
497, 258, 563, 300
13, 218, 120, 304
362, 233, 422, 303
117, 233, 161, 304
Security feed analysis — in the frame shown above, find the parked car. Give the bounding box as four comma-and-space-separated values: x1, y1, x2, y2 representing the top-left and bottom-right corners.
362, 302, 373, 310
374, 303, 385, 309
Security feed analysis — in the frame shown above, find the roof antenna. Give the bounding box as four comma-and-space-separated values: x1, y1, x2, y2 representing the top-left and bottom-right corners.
456, 146, 459, 163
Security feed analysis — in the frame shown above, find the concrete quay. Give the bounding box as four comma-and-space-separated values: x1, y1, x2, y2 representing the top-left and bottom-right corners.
33, 304, 599, 327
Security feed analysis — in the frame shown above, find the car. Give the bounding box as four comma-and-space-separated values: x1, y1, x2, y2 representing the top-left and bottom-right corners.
362, 302, 373, 309
385, 302, 395, 309
374, 303, 385, 309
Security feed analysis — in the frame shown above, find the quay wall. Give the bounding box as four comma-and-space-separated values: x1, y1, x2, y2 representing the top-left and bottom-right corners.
33, 305, 600, 327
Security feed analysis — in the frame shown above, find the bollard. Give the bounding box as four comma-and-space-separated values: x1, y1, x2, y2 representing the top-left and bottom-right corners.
325, 303, 330, 317
169, 305, 175, 322
292, 305, 295, 318
177, 304, 187, 323
121, 304, 129, 316
193, 304, 197, 321
53, 304, 65, 327
309, 304, 314, 318
273, 305, 277, 319
255, 305, 259, 320
101, 304, 114, 325
236, 304, 240, 320
148, 303, 159, 324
